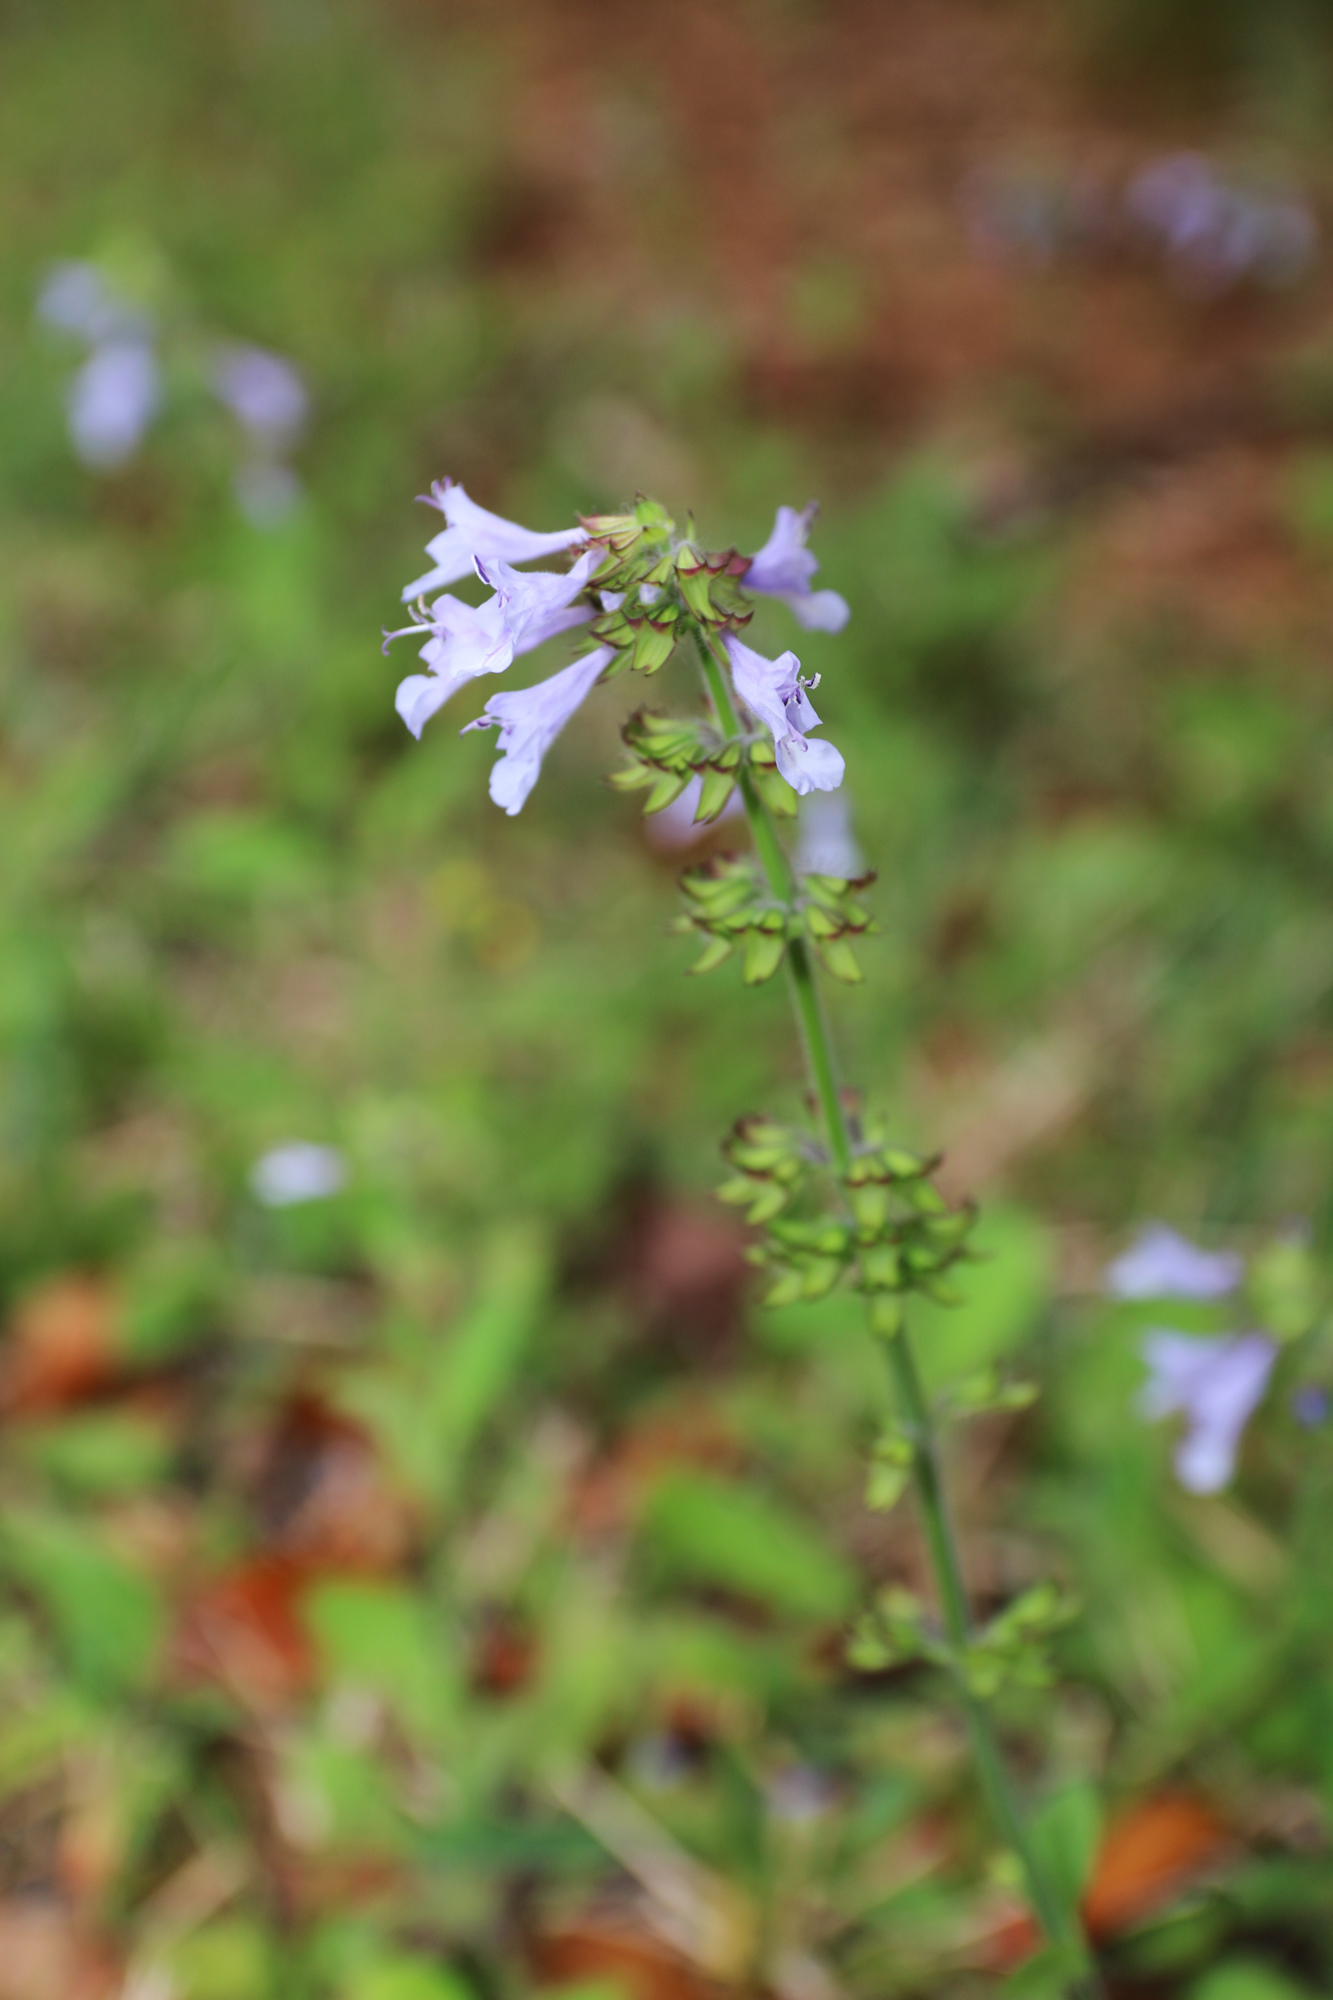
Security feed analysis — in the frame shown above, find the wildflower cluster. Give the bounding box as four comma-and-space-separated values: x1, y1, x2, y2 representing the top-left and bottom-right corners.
383, 480, 1098, 1979
384, 484, 846, 814
37, 257, 307, 522
1107, 1223, 1328, 1494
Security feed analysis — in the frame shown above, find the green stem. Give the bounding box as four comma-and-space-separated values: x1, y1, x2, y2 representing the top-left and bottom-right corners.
694, 625, 1096, 1987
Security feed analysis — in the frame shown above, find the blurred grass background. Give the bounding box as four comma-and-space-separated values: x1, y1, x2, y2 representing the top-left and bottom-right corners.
6, 0, 1333, 1995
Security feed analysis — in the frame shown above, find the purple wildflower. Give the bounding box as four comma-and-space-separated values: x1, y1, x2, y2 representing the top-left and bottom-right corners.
37, 260, 148, 345
743, 505, 850, 633
724, 634, 845, 796
402, 479, 588, 600
212, 345, 308, 446
388, 549, 598, 740
1140, 1330, 1276, 1493
1292, 1385, 1329, 1428
795, 789, 864, 879
1104, 1224, 1243, 1302
1125, 153, 1316, 294
464, 646, 614, 815
66, 342, 161, 469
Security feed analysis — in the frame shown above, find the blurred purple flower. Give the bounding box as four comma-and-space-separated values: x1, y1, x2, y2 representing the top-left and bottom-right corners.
724, 635, 845, 796
1292, 1385, 1329, 1428
796, 789, 864, 878
250, 1142, 348, 1207
1104, 1224, 1243, 1302
403, 479, 588, 600
388, 549, 598, 740
212, 345, 308, 446
1140, 1330, 1275, 1493
744, 504, 849, 633
66, 341, 161, 469
1125, 153, 1316, 293
37, 260, 150, 345
464, 646, 613, 815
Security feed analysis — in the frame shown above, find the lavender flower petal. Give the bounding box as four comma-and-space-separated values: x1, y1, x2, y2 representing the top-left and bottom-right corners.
1105, 1223, 1243, 1301
1140, 1330, 1276, 1493
212, 345, 308, 445
464, 647, 613, 815
724, 634, 845, 797
402, 479, 587, 600
744, 504, 850, 633
66, 341, 160, 468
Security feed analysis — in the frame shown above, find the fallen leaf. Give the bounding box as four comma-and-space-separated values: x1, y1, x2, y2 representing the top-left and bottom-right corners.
1082, 1792, 1232, 1939
0, 1277, 118, 1414
174, 1556, 314, 1709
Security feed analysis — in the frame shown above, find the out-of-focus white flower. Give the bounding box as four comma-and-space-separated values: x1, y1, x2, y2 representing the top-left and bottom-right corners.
1104, 1223, 1242, 1301
402, 478, 588, 601
66, 342, 161, 469
766, 1765, 838, 1824
465, 646, 613, 815
743, 504, 849, 633
250, 1142, 348, 1207
212, 345, 308, 446
724, 634, 845, 796
1140, 1330, 1276, 1493
796, 789, 864, 878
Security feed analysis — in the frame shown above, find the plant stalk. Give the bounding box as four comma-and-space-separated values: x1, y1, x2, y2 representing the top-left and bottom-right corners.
695, 628, 1096, 1987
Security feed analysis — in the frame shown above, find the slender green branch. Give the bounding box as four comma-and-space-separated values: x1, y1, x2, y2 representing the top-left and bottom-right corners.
692, 622, 1096, 1989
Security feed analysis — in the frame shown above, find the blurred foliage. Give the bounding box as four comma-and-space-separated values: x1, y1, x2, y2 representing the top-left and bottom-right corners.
4, 0, 1333, 1996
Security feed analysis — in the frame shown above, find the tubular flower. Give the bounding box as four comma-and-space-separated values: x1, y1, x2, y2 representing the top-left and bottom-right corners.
1105, 1223, 1243, 1301
743, 504, 850, 633
1140, 1330, 1276, 1493
388, 549, 598, 740
724, 635, 845, 796
464, 647, 614, 815
402, 479, 588, 600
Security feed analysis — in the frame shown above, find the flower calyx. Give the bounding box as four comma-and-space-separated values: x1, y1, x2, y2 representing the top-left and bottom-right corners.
865, 1421, 915, 1512
739, 1137, 978, 1321
716, 1116, 822, 1226
848, 1580, 1077, 1697
609, 709, 742, 818
671, 542, 753, 631
671, 853, 794, 984
800, 871, 878, 984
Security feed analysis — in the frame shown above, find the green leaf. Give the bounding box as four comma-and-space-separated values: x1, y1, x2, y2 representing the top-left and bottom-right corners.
0, 1508, 163, 1693
913, 1206, 1052, 1394
336, 1225, 548, 1507
18, 1410, 175, 1498
303, 1580, 459, 1742
1189, 1961, 1317, 2000
640, 1470, 857, 1622
167, 1918, 277, 2000
344, 1956, 474, 2000
1027, 1780, 1102, 1921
